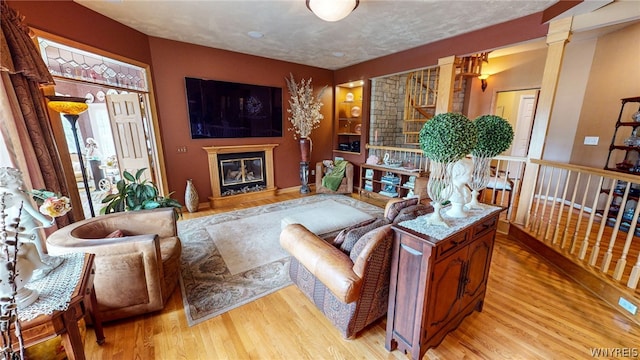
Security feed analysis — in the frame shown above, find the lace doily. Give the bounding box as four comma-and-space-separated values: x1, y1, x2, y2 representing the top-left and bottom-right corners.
398, 205, 503, 241
19, 253, 86, 321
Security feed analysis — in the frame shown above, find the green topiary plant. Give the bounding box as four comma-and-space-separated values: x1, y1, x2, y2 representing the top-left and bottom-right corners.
419, 112, 477, 226
101, 168, 182, 217
419, 112, 477, 163
467, 115, 515, 209
472, 115, 514, 157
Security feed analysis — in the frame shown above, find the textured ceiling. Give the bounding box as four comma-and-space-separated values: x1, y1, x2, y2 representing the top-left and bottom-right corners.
74, 0, 558, 70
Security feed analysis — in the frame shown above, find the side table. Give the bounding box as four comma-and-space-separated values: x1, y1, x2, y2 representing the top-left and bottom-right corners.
385, 206, 503, 360
18, 253, 105, 360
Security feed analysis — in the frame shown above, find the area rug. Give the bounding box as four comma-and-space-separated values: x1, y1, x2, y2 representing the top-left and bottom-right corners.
177, 194, 384, 326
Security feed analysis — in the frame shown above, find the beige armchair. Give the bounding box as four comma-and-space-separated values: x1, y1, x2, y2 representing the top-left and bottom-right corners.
46, 208, 181, 322
315, 161, 354, 194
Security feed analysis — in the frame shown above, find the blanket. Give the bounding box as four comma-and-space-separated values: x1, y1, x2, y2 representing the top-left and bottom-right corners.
321, 160, 348, 191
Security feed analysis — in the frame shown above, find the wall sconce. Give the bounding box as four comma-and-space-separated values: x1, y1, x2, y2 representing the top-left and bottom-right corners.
306, 0, 359, 22
478, 74, 490, 92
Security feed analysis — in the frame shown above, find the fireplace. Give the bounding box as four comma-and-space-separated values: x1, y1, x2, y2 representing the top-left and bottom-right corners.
203, 144, 278, 208
219, 152, 266, 196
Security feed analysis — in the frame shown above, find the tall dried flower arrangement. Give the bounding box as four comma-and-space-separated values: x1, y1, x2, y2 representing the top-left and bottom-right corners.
0, 193, 25, 360
285, 73, 327, 139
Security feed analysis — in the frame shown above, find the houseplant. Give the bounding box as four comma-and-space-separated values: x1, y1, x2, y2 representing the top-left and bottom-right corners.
101, 168, 182, 217
419, 112, 477, 226
285, 73, 327, 193
466, 115, 514, 209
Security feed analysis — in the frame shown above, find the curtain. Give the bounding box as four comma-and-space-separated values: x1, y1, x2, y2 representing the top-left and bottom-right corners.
0, 0, 74, 226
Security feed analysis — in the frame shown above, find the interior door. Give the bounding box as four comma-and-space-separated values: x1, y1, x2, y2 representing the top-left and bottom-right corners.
511, 94, 537, 158
105, 93, 152, 181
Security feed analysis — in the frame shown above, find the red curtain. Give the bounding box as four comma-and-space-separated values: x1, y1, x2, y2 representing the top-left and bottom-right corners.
1, 0, 74, 225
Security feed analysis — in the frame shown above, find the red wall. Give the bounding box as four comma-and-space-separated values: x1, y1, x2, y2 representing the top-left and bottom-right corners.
8, 0, 554, 205
148, 37, 333, 202
8, 0, 152, 65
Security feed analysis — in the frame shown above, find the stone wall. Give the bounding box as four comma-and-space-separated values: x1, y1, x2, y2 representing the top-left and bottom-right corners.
370, 73, 468, 149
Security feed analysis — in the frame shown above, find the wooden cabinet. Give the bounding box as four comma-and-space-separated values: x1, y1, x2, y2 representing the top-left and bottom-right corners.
335, 83, 363, 154
359, 163, 427, 201
385, 208, 502, 360
604, 96, 640, 173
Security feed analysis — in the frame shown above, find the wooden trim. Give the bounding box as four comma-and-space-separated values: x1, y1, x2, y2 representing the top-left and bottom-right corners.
509, 224, 640, 325
436, 55, 456, 114
203, 144, 279, 208
31, 28, 169, 196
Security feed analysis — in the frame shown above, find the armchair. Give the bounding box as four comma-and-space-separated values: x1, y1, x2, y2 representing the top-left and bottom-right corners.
316, 161, 353, 194
46, 208, 181, 322
280, 223, 394, 339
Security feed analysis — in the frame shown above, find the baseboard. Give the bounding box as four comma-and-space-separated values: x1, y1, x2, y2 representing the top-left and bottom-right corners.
509, 225, 640, 325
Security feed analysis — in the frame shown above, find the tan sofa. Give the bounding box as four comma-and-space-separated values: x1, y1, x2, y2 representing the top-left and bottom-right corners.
46, 208, 181, 322
280, 198, 432, 339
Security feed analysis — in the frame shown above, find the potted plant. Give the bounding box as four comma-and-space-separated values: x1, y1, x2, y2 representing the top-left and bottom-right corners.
285, 73, 327, 193
466, 115, 514, 209
419, 112, 477, 226
101, 168, 182, 217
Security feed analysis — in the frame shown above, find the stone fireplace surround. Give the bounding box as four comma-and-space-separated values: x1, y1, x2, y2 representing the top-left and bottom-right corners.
203, 144, 278, 208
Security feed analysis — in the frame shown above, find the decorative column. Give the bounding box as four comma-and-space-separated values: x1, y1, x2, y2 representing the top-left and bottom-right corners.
515, 17, 572, 225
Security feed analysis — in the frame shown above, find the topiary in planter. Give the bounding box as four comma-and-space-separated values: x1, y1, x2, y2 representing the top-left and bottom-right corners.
419, 112, 477, 226
472, 115, 514, 157
467, 115, 515, 209
419, 112, 477, 163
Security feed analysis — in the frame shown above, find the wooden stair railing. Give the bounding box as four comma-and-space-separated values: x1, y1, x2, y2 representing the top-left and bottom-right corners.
508, 158, 640, 323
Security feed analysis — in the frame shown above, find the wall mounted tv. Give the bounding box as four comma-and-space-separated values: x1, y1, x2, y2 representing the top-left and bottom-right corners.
185, 77, 283, 139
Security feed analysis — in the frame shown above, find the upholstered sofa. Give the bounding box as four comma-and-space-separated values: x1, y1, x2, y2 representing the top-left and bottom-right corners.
280, 197, 432, 339
46, 208, 181, 322
315, 161, 354, 194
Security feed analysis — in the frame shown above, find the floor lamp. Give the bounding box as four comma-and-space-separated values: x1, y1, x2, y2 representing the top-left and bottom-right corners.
46, 96, 95, 217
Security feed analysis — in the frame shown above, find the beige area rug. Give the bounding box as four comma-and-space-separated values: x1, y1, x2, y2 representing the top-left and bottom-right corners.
177, 194, 384, 326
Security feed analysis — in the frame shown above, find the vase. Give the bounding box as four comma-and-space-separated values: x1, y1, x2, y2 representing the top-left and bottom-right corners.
185, 179, 199, 213
466, 156, 492, 210
299, 138, 311, 162
425, 161, 454, 227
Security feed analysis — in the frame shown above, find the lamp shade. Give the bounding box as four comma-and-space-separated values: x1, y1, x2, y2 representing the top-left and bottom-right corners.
46, 96, 89, 115
306, 0, 359, 22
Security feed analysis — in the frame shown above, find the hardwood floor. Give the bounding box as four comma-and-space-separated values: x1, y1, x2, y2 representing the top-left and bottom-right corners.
82, 193, 640, 359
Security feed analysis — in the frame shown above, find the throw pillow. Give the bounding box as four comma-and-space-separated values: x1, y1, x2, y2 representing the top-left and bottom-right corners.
385, 197, 419, 222
323, 160, 335, 174
392, 204, 434, 223
339, 218, 388, 254
332, 217, 377, 247
349, 226, 386, 264
105, 229, 125, 238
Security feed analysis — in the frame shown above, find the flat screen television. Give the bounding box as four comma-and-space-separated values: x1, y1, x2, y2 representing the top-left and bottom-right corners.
185, 77, 283, 139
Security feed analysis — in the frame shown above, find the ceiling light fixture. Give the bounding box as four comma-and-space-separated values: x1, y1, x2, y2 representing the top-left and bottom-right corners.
247, 31, 264, 39
306, 0, 359, 22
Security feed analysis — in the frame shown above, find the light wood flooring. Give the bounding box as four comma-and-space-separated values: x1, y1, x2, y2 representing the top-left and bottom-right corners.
82, 193, 640, 359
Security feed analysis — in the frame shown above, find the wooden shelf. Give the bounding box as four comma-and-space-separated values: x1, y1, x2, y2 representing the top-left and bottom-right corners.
359, 163, 427, 200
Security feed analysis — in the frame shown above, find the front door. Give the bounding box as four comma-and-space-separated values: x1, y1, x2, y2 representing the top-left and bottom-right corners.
105, 93, 153, 181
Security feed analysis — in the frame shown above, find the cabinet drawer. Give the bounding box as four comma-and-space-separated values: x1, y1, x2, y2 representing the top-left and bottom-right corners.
436, 231, 468, 258
473, 216, 498, 238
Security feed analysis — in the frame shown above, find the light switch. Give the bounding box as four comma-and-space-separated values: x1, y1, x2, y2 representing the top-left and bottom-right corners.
584, 136, 599, 146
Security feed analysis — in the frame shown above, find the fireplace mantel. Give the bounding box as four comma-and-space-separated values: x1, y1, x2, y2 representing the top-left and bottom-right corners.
203, 144, 278, 208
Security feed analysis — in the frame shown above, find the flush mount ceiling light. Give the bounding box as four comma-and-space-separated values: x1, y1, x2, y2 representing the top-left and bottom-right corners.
306, 0, 359, 22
